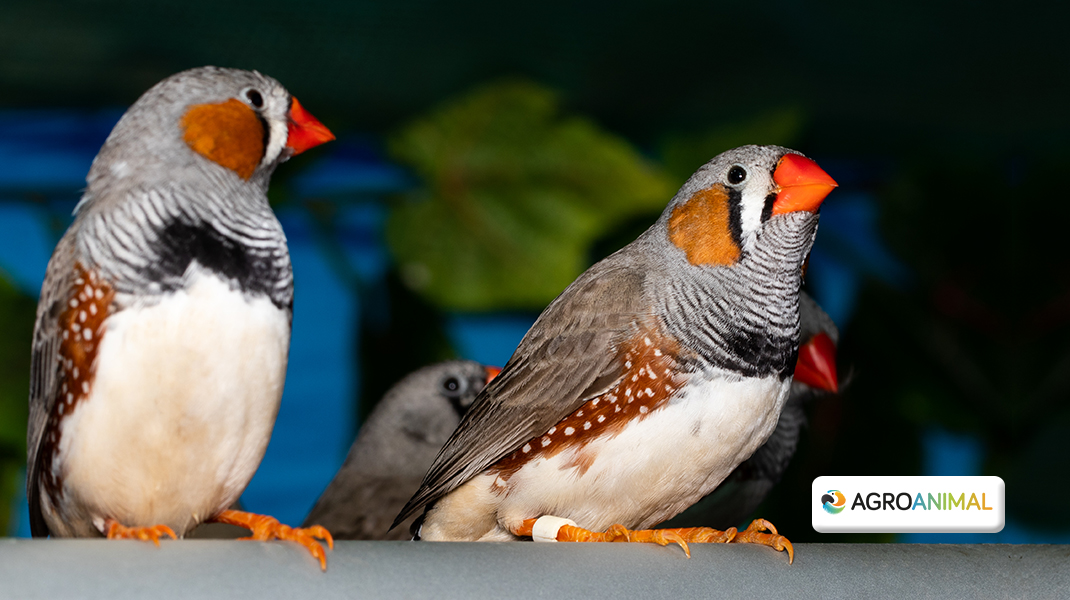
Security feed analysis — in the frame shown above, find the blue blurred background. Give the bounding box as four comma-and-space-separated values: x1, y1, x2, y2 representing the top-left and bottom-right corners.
1, 0, 1068, 544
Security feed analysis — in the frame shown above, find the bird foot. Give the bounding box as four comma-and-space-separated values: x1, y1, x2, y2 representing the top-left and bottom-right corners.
729, 518, 794, 564
104, 518, 177, 546
516, 517, 737, 558
211, 509, 334, 571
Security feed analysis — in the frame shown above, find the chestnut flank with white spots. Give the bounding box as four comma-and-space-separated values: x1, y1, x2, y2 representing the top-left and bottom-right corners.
488, 324, 685, 485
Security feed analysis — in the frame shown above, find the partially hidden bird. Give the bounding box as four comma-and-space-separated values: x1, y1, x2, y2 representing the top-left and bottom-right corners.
394, 145, 837, 563
303, 360, 499, 539
26, 67, 336, 568
664, 291, 840, 530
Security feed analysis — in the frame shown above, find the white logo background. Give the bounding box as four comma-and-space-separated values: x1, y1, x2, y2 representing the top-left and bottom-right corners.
812, 476, 1005, 533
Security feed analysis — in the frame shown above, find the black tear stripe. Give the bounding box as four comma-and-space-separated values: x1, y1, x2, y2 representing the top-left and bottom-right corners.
727, 188, 744, 249
255, 111, 270, 166
761, 193, 776, 223
140, 219, 289, 309
446, 393, 468, 418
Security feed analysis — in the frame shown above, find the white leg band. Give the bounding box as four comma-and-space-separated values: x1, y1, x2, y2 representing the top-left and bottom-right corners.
532, 515, 578, 543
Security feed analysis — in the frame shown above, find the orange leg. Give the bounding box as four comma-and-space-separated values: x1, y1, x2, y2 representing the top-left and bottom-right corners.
211, 509, 334, 571
104, 518, 177, 546
728, 518, 794, 564
515, 518, 737, 558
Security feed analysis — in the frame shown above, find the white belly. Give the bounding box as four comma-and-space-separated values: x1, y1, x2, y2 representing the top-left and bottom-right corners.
423, 371, 790, 541
57, 272, 289, 536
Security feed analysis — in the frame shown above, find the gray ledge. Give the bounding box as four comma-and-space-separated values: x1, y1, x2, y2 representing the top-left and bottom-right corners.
1, 540, 1067, 599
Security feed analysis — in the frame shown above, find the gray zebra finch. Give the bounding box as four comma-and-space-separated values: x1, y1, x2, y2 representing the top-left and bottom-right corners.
26, 66, 334, 569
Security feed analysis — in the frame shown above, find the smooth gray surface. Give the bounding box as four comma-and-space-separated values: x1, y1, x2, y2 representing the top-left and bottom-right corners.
0, 540, 1067, 599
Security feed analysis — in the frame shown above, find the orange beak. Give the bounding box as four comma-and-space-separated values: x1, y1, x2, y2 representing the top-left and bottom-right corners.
771, 154, 838, 215
286, 97, 335, 155
484, 366, 502, 386
793, 332, 839, 393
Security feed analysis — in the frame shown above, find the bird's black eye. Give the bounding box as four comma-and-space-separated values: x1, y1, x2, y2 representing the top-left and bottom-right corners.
727, 165, 747, 185
442, 376, 462, 395
245, 89, 264, 109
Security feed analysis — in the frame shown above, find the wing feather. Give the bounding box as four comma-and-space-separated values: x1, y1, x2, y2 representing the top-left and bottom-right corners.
26, 233, 79, 537
395, 258, 650, 526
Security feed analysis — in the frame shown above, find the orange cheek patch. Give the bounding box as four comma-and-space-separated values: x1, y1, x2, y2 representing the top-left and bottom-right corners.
181, 98, 265, 180
668, 186, 741, 267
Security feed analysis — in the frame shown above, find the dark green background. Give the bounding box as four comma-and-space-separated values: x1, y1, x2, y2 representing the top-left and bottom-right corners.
4, 1, 1067, 152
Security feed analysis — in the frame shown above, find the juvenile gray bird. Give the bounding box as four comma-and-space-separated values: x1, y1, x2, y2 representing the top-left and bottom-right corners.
303, 361, 499, 539
25, 67, 335, 568
395, 145, 837, 562
665, 291, 840, 530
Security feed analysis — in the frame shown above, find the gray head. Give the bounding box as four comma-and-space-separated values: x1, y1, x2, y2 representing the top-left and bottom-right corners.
303, 360, 497, 539
639, 145, 838, 381
649, 145, 838, 269
62, 67, 333, 306
363, 360, 496, 460
82, 66, 333, 207
330, 360, 498, 483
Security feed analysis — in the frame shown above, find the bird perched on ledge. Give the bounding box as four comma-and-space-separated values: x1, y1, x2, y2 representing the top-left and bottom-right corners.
304, 361, 499, 539
665, 291, 841, 530
26, 67, 335, 569
395, 145, 837, 563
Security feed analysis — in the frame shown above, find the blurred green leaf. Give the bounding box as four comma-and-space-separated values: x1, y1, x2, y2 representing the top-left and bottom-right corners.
0, 273, 35, 534
385, 79, 674, 310
0, 275, 33, 454
659, 107, 806, 184
0, 460, 16, 536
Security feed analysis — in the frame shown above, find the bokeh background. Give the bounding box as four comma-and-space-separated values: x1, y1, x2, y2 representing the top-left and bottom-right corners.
1, 0, 1068, 543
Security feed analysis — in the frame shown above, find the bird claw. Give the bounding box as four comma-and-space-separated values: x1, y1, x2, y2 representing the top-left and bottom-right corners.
614, 525, 694, 557
104, 519, 177, 546
636, 525, 739, 557
664, 525, 737, 544
517, 518, 740, 559
212, 509, 334, 571
730, 518, 794, 564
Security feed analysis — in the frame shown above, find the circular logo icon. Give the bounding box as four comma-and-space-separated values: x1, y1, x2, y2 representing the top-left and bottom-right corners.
822, 490, 846, 514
